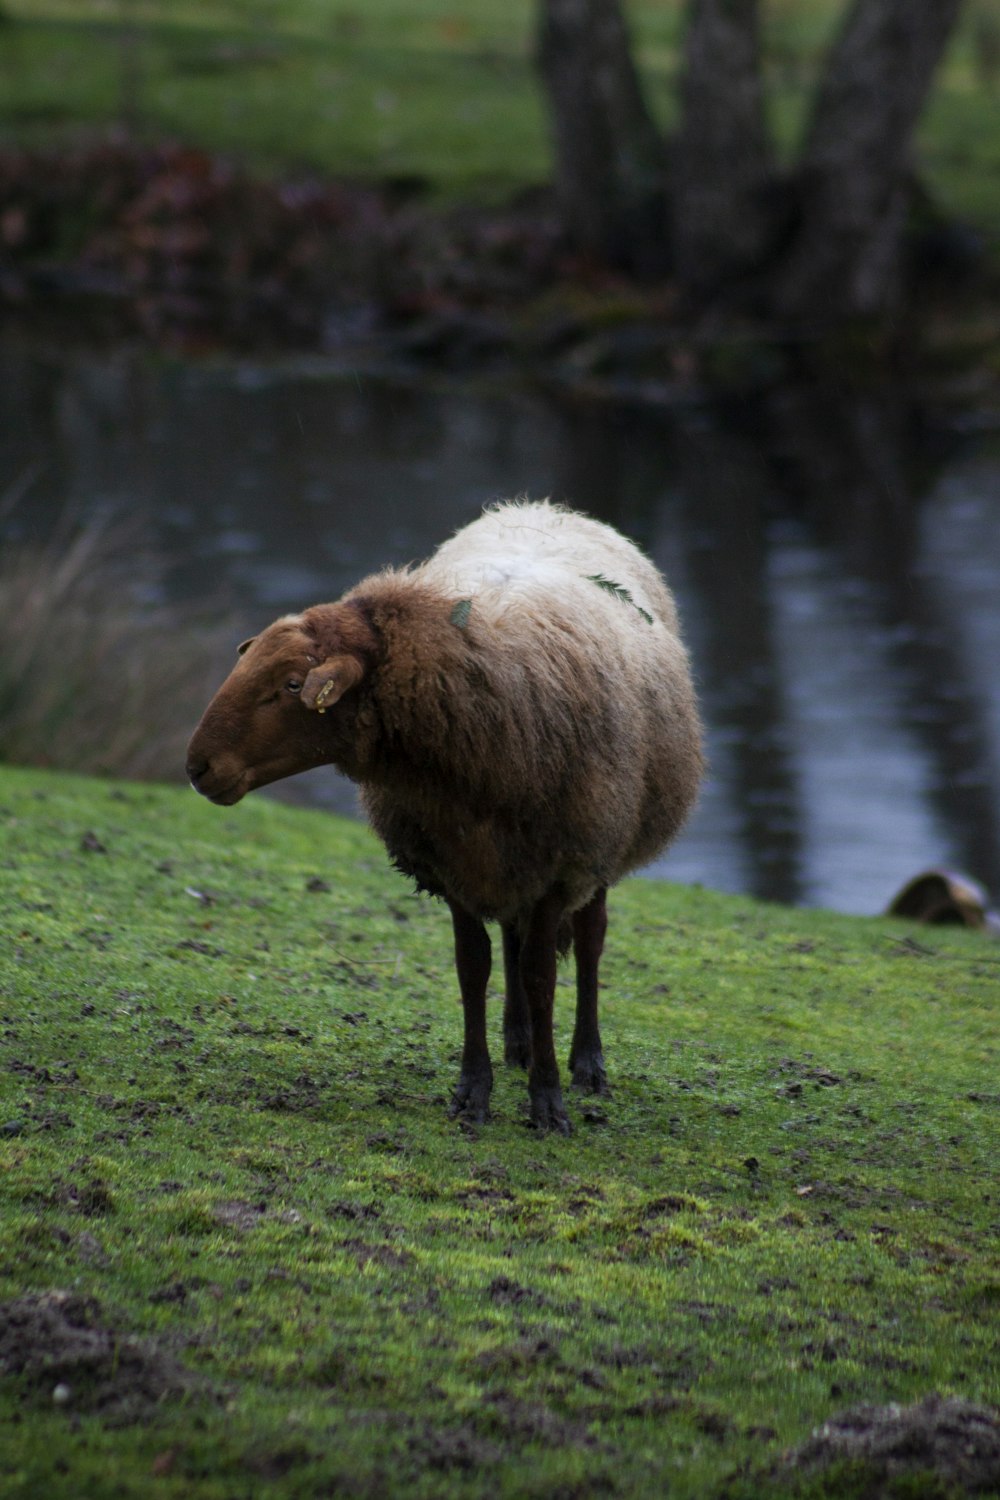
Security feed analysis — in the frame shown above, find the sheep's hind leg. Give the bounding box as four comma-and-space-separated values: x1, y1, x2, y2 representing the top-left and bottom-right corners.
501, 923, 532, 1068
569, 888, 609, 1094
521, 892, 571, 1134
447, 901, 493, 1123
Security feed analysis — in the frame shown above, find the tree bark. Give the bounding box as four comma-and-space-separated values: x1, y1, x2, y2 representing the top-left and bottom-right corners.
775, 0, 964, 322
535, 0, 966, 327
673, 0, 774, 299
536, 0, 668, 274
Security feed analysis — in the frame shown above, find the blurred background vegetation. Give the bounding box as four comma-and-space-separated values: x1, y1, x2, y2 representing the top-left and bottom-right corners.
0, 0, 996, 230
0, 499, 237, 781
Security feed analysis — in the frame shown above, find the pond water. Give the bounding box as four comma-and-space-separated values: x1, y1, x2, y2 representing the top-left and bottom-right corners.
3, 328, 1000, 916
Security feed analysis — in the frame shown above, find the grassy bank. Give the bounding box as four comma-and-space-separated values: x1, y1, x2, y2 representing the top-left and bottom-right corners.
1, 0, 999, 231
1, 763, 997, 1497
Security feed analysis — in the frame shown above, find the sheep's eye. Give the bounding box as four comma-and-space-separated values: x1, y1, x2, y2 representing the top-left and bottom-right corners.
286, 679, 303, 694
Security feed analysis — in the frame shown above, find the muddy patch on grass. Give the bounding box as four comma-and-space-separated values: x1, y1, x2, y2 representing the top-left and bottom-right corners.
407, 1425, 502, 1474
488, 1275, 553, 1311
211, 1199, 268, 1233
0, 1290, 199, 1423
744, 1395, 1000, 1496
475, 1392, 602, 1452
338, 1237, 414, 1272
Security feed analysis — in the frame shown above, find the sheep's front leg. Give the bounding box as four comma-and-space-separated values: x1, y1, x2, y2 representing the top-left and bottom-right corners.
447, 900, 493, 1123
521, 892, 570, 1134
501, 922, 532, 1069
569, 887, 609, 1094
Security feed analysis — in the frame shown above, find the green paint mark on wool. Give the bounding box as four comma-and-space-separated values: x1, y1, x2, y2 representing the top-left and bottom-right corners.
585, 574, 653, 625
450, 598, 473, 629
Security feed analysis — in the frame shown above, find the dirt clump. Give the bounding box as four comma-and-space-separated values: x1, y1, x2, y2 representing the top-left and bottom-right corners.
0, 1289, 198, 1423
775, 1394, 1000, 1495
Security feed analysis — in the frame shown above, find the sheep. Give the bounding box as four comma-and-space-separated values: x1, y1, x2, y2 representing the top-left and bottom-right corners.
186, 500, 704, 1132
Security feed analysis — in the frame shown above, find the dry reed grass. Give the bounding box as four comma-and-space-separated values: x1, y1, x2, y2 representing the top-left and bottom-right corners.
0, 498, 238, 783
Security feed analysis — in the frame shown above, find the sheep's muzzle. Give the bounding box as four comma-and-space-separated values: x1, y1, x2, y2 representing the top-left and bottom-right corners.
185, 752, 252, 806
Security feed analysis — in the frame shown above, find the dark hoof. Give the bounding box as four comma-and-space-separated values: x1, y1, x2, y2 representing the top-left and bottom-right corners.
528, 1085, 571, 1135
570, 1052, 610, 1096
448, 1073, 492, 1124
504, 1032, 532, 1070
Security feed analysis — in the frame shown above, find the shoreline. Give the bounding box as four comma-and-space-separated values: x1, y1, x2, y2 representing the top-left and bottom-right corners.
2, 137, 999, 407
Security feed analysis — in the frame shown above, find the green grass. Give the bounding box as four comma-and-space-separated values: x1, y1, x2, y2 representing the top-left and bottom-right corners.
0, 0, 548, 196
1, 0, 998, 231
1, 763, 997, 1497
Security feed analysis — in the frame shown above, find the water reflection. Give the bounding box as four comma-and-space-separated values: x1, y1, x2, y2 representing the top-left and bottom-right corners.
3, 328, 999, 915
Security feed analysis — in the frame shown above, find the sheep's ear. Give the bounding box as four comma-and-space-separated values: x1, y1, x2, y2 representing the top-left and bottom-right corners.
237, 637, 256, 657
301, 655, 365, 713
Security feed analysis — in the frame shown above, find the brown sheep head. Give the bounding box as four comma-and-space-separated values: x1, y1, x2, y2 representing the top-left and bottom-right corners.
186, 602, 374, 804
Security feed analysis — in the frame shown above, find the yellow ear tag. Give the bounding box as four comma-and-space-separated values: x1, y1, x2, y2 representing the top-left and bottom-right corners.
314, 679, 336, 713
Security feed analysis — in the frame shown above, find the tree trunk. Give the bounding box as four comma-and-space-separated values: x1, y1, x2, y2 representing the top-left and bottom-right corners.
536, 0, 668, 274
673, 0, 774, 299
774, 0, 964, 323
535, 0, 966, 327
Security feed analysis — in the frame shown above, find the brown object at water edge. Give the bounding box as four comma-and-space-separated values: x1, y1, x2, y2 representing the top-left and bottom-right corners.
887, 868, 1000, 934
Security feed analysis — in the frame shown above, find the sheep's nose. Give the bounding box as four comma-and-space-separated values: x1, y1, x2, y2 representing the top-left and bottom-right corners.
186, 755, 209, 787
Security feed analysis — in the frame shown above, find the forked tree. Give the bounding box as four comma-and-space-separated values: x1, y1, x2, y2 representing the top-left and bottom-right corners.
537, 0, 965, 323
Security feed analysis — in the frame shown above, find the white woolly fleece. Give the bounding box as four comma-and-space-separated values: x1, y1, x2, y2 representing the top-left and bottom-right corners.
424, 499, 678, 634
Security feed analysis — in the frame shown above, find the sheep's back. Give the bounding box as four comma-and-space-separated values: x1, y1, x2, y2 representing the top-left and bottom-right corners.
359, 501, 702, 921
424, 499, 679, 635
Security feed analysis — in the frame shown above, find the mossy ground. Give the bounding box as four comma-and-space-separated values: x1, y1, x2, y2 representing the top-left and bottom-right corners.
0, 764, 997, 1498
